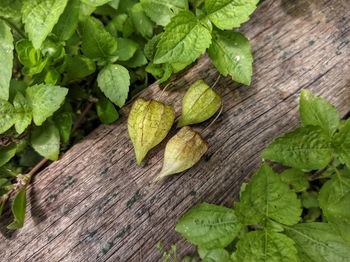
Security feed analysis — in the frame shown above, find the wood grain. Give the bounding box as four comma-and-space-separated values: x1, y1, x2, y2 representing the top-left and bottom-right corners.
1, 0, 350, 261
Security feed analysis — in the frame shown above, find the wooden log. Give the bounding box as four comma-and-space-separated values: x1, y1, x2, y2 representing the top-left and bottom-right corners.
1, 0, 350, 261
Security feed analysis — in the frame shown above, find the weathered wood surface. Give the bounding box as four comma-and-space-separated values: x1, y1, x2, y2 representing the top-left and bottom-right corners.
1, 0, 350, 261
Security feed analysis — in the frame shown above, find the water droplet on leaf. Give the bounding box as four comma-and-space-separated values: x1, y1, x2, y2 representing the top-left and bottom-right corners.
155, 126, 208, 181
128, 98, 175, 164
177, 80, 221, 127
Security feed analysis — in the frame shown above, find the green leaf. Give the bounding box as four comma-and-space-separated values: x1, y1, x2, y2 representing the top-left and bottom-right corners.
208, 30, 253, 85
204, 0, 258, 30
285, 222, 350, 262
31, 121, 60, 160
199, 248, 231, 262
300, 90, 340, 137
122, 49, 147, 68
26, 84, 68, 126
0, 99, 16, 134
116, 38, 138, 61
54, 110, 73, 144
154, 11, 211, 64
15, 39, 42, 68
64, 55, 96, 81
319, 171, 350, 226
96, 96, 119, 124
81, 0, 111, 6
140, 0, 189, 26
301, 191, 319, 208
0, 0, 22, 19
80, 16, 118, 60
280, 169, 309, 192
156, 126, 208, 180
333, 119, 350, 169
22, 0, 69, 48
0, 20, 13, 101
144, 33, 163, 60
52, 0, 80, 41
128, 98, 175, 164
7, 186, 27, 230
97, 64, 130, 107
0, 143, 17, 167
232, 231, 299, 262
13, 92, 32, 134
262, 126, 333, 171
129, 3, 154, 39
176, 203, 241, 249
177, 80, 221, 127
235, 164, 301, 226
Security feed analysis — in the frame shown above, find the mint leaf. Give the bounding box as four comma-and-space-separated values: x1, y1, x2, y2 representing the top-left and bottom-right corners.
22, 0, 69, 48
300, 90, 340, 137
0, 143, 17, 167
13, 92, 32, 134
7, 186, 27, 230
81, 0, 111, 6
280, 169, 309, 192
319, 171, 350, 242
154, 11, 211, 64
0, 99, 16, 134
262, 126, 333, 170
52, 0, 80, 41
97, 64, 130, 107
0, 20, 13, 101
129, 3, 154, 39
26, 84, 68, 126
96, 96, 119, 124
122, 49, 147, 68
208, 30, 253, 85
116, 38, 138, 61
285, 222, 350, 262
232, 231, 299, 262
54, 110, 73, 144
31, 121, 60, 160
64, 55, 96, 81
144, 33, 162, 60
0, 0, 22, 19
199, 248, 231, 262
204, 0, 259, 30
333, 119, 350, 169
301, 191, 319, 209
80, 16, 118, 61
175, 203, 241, 249
141, 0, 188, 26
236, 164, 301, 226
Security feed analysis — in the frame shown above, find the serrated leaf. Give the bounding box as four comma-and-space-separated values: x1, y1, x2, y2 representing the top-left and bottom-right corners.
81, 0, 111, 6
128, 98, 175, 164
7, 186, 27, 230
31, 121, 60, 160
285, 222, 350, 262
80, 16, 118, 60
208, 30, 253, 85
236, 164, 301, 226
22, 0, 69, 48
280, 169, 309, 192
141, 0, 188, 26
0, 99, 16, 134
301, 191, 319, 209
96, 96, 119, 124
122, 49, 147, 68
116, 38, 138, 61
129, 3, 154, 39
54, 110, 73, 144
177, 80, 221, 127
13, 92, 32, 134
154, 11, 211, 64
97, 64, 130, 107
0, 143, 17, 167
156, 126, 208, 180
0, 0, 22, 20
199, 248, 231, 262
300, 90, 340, 137
26, 84, 68, 126
64, 55, 96, 81
144, 33, 162, 60
0, 20, 13, 101
319, 171, 350, 242
233, 231, 299, 262
333, 119, 350, 169
52, 0, 80, 41
176, 203, 241, 249
205, 0, 258, 30
262, 126, 333, 171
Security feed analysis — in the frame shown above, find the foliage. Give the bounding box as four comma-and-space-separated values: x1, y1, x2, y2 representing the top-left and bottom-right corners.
163, 91, 350, 261
0, 0, 257, 228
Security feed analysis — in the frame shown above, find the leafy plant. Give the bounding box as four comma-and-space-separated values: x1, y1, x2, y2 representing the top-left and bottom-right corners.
164, 91, 350, 261
0, 0, 258, 228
